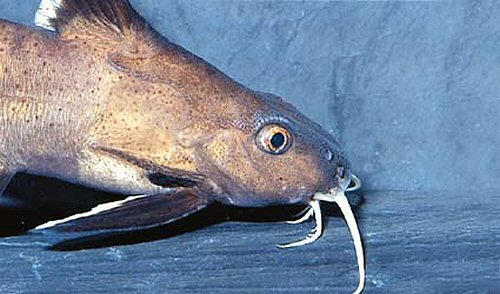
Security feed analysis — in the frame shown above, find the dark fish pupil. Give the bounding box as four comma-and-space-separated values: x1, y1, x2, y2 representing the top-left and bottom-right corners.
271, 133, 286, 149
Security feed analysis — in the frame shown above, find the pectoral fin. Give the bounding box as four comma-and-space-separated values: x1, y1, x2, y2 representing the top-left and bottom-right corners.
35, 188, 210, 233
0, 160, 18, 207
91, 145, 205, 188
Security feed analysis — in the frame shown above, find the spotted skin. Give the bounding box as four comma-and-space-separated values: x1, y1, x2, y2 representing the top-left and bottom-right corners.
0, 1, 345, 206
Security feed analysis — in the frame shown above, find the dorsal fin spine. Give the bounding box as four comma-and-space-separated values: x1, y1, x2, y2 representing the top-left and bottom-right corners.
35, 0, 62, 31
33, 0, 147, 39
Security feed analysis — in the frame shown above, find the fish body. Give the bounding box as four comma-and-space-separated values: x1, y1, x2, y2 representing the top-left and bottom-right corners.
1, 1, 343, 206
1, 1, 365, 293
0, 20, 150, 195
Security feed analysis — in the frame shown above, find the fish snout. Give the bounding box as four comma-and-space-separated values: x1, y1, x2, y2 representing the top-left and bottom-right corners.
320, 144, 361, 192
321, 145, 353, 192
336, 162, 362, 193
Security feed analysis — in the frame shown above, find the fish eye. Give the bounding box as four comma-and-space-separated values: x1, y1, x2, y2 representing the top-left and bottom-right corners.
256, 124, 292, 154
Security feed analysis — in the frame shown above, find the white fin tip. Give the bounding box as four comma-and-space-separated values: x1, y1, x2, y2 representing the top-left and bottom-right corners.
35, 194, 148, 230
34, 0, 62, 31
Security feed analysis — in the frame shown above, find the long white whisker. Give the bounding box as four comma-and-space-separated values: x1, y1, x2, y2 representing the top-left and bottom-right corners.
332, 192, 365, 294
286, 206, 314, 224
277, 199, 322, 248
346, 174, 362, 192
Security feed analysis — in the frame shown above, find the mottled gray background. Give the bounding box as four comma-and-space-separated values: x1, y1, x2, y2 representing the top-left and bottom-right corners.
0, 0, 499, 293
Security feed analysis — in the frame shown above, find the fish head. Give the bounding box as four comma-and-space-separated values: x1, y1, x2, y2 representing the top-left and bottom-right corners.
32, 0, 353, 208
194, 91, 352, 207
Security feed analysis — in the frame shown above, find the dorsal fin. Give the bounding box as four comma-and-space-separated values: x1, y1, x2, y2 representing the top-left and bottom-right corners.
34, 0, 153, 43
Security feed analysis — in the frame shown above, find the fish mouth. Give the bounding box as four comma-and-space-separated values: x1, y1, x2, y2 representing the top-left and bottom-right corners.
277, 176, 365, 294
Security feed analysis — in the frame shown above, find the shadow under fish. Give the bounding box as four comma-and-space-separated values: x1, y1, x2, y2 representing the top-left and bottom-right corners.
0, 0, 366, 293
3, 174, 363, 252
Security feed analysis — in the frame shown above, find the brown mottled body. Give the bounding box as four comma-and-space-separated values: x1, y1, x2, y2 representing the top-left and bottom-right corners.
0, 20, 157, 195
0, 4, 336, 205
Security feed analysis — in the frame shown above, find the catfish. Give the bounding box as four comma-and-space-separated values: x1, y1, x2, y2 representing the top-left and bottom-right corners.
0, 1, 365, 292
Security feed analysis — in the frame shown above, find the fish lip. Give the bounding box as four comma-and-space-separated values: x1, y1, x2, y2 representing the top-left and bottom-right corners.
313, 187, 344, 202
312, 172, 361, 202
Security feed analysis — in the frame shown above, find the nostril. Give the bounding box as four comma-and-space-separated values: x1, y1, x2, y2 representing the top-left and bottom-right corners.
337, 165, 345, 178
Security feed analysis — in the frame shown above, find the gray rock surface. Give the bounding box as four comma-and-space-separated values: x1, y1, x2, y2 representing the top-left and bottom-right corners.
1, 190, 499, 293
0, 0, 499, 293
